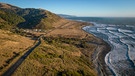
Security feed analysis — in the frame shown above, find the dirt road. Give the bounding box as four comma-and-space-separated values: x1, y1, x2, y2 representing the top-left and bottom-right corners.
2, 37, 41, 76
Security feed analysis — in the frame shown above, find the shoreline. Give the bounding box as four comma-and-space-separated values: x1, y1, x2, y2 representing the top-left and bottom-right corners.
82, 26, 113, 76
44, 18, 113, 75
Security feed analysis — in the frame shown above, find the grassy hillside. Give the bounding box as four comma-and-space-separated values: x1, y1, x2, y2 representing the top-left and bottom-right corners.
35, 10, 62, 29
0, 3, 63, 30
0, 9, 25, 30
13, 36, 97, 76
0, 29, 34, 75
12, 20, 99, 76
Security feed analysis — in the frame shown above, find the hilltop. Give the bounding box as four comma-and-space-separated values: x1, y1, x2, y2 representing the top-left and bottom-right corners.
0, 2, 63, 30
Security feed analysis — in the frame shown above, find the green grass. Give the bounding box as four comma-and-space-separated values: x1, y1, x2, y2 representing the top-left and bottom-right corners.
13, 37, 97, 76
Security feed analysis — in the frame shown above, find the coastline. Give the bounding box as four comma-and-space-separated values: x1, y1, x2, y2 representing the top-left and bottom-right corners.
93, 39, 113, 76
6, 18, 114, 75
82, 22, 135, 76
82, 26, 113, 76
45, 19, 114, 75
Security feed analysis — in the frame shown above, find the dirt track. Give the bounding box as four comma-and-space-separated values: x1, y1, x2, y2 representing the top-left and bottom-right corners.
2, 37, 41, 76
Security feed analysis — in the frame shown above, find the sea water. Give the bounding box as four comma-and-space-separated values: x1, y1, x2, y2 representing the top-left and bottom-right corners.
67, 17, 135, 76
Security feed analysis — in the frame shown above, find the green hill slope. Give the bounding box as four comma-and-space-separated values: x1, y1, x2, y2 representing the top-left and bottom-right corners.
0, 9, 25, 29
0, 2, 62, 30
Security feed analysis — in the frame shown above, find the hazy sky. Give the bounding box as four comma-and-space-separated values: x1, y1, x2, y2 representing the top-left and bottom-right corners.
0, 0, 135, 17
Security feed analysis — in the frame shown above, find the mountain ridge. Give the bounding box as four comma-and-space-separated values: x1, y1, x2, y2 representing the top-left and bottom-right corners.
0, 2, 63, 29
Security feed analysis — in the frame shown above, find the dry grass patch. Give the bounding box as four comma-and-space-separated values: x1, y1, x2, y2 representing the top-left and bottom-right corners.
46, 19, 91, 39
0, 30, 34, 75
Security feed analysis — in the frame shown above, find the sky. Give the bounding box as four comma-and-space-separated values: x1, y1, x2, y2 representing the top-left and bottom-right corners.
0, 0, 135, 17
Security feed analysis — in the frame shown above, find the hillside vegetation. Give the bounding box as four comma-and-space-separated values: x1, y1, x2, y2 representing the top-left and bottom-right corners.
0, 29, 34, 75
13, 36, 97, 76
12, 19, 101, 76
0, 3, 62, 30
0, 10, 25, 29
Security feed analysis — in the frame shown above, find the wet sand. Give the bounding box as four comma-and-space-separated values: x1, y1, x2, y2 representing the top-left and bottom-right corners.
82, 28, 113, 76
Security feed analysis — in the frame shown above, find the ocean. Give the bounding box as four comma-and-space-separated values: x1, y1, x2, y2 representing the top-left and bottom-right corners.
66, 17, 135, 76
67, 17, 135, 25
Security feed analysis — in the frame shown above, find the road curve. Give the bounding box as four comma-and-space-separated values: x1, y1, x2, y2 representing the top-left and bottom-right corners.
2, 36, 42, 76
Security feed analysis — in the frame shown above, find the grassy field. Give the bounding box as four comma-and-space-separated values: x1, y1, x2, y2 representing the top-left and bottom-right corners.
0, 30, 34, 75
13, 36, 98, 76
